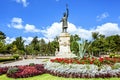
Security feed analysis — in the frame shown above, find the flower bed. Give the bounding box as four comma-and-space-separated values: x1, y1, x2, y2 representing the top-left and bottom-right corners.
6, 64, 45, 78
0, 67, 9, 75
50, 57, 120, 66
0, 57, 120, 78
45, 61, 120, 78
0, 64, 45, 78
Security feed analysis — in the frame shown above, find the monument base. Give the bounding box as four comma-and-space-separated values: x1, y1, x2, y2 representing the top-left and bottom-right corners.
53, 32, 77, 58
55, 52, 76, 58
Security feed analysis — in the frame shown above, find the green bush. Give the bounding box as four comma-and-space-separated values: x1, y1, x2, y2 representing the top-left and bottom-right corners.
0, 58, 14, 62
109, 53, 115, 58
13, 54, 19, 59
93, 59, 101, 67
114, 55, 120, 58
7, 67, 19, 74
29, 63, 35, 66
113, 63, 120, 69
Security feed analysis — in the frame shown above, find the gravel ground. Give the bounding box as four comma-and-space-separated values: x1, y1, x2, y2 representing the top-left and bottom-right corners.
0, 59, 48, 67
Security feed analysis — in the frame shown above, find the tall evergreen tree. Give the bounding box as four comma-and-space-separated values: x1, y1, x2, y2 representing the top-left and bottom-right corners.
12, 36, 25, 51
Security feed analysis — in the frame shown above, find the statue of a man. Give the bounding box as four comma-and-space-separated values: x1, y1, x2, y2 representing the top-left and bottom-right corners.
60, 4, 69, 33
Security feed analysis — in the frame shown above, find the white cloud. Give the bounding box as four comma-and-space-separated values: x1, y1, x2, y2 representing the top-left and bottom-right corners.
25, 24, 40, 32
8, 17, 40, 33
41, 22, 93, 40
8, 17, 24, 29
23, 37, 33, 45
6, 21, 120, 44
97, 12, 109, 21
12, 17, 23, 23
15, 0, 29, 7
5, 37, 15, 44
41, 22, 120, 41
95, 23, 120, 36
41, 22, 62, 39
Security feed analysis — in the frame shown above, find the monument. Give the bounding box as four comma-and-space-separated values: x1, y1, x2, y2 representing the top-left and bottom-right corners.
56, 5, 76, 58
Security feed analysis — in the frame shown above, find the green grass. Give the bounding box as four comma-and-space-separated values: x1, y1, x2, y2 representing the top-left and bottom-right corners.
0, 74, 120, 80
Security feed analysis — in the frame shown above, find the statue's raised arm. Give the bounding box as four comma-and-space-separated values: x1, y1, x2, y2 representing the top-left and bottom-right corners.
66, 4, 69, 18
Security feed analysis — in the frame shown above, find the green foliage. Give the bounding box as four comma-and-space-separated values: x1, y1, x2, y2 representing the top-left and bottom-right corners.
31, 36, 40, 51
7, 67, 19, 74
0, 30, 120, 57
0, 31, 6, 41
12, 54, 19, 59
114, 54, 120, 58
0, 41, 6, 53
0, 57, 14, 62
71, 41, 79, 55
77, 39, 91, 58
113, 63, 120, 69
29, 63, 35, 66
109, 53, 115, 58
70, 34, 80, 55
91, 32, 120, 56
12, 36, 25, 51
92, 32, 99, 40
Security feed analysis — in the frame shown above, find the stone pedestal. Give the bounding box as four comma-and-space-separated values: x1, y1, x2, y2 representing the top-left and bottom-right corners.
56, 32, 76, 58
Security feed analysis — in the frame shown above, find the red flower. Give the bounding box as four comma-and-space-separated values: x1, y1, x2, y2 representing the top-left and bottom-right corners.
82, 62, 84, 64
90, 61, 93, 64
99, 57, 104, 62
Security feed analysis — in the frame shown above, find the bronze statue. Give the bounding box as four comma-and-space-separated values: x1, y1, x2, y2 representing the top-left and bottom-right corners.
60, 4, 69, 33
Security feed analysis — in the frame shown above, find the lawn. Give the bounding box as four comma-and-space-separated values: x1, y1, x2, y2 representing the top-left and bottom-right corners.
0, 74, 120, 80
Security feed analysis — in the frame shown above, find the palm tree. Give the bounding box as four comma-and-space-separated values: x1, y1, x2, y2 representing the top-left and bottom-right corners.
92, 32, 99, 40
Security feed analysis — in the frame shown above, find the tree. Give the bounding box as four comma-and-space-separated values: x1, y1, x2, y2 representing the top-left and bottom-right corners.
0, 41, 6, 53
70, 34, 80, 55
25, 45, 34, 55
31, 36, 40, 52
105, 35, 120, 53
92, 32, 99, 40
12, 36, 25, 55
0, 31, 6, 54
91, 33, 105, 56
50, 37, 59, 55
0, 31, 6, 42
39, 39, 46, 55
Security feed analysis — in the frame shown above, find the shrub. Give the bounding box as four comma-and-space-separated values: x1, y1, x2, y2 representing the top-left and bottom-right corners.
13, 54, 19, 60
114, 55, 120, 58
109, 53, 115, 58
7, 67, 19, 74
29, 63, 35, 66
113, 63, 120, 69
0, 58, 15, 62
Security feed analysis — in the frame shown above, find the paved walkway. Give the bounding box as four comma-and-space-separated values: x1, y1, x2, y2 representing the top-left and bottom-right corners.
0, 59, 48, 67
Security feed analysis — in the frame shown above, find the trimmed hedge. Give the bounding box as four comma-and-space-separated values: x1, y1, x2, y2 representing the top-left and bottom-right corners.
0, 58, 15, 62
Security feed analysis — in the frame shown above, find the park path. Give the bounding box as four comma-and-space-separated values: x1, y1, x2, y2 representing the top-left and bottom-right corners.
0, 59, 47, 67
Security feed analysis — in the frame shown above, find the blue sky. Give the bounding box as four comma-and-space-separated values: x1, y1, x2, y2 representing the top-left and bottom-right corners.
0, 0, 120, 44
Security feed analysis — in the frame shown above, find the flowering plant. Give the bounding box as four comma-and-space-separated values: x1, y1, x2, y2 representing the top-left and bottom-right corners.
45, 61, 120, 78
50, 57, 120, 66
